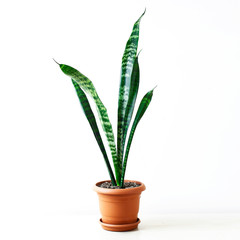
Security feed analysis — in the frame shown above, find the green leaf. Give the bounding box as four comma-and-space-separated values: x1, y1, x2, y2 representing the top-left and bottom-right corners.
71, 80, 116, 185
122, 55, 140, 154
117, 10, 145, 167
58, 63, 121, 185
120, 87, 155, 187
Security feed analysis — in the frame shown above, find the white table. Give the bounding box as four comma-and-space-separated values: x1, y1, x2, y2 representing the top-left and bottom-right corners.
1, 212, 239, 239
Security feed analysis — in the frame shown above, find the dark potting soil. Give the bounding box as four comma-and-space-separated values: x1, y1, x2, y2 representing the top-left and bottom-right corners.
98, 181, 140, 189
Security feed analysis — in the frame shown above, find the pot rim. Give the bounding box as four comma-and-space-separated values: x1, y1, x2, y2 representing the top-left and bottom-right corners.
93, 180, 146, 195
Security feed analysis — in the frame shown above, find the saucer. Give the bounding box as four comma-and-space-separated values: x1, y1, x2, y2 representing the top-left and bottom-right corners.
99, 218, 140, 232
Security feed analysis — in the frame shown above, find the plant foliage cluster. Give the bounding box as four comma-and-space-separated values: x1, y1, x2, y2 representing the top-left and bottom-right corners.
55, 11, 155, 187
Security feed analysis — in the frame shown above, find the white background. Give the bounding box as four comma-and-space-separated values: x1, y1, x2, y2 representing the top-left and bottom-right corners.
0, 0, 240, 239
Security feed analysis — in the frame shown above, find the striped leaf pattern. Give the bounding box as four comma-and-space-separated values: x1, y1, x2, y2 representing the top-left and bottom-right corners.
55, 10, 156, 187
120, 88, 155, 187
117, 10, 145, 167
71, 80, 116, 185
122, 55, 140, 152
58, 63, 121, 185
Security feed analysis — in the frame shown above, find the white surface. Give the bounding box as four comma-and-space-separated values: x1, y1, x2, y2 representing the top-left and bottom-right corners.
0, 1, 240, 237
1, 212, 240, 240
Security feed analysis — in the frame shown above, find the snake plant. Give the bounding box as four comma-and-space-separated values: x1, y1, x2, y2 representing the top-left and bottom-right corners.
55, 10, 155, 187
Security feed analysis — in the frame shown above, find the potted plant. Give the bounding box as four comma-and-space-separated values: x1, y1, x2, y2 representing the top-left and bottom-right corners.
54, 10, 155, 231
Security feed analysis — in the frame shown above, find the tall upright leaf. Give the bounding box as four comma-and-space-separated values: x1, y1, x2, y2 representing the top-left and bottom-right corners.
117, 10, 145, 167
120, 88, 155, 187
71, 80, 116, 185
122, 55, 140, 152
56, 63, 121, 185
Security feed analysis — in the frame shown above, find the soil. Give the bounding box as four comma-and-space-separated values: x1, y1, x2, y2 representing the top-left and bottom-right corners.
98, 181, 141, 189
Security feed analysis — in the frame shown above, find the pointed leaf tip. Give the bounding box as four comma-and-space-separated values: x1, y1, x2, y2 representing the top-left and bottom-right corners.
149, 86, 157, 96
53, 58, 60, 65
136, 9, 146, 23
140, 8, 146, 19
137, 49, 143, 57
152, 85, 157, 91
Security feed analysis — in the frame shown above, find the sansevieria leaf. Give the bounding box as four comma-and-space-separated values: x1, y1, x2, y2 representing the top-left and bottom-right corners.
122, 55, 140, 152
120, 88, 156, 187
117, 10, 145, 167
56, 62, 121, 185
71, 80, 116, 185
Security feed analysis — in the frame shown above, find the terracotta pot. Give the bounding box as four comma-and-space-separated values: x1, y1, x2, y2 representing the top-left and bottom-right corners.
93, 180, 146, 231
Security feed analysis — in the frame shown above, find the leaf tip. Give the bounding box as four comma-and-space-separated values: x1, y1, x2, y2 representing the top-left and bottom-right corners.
137, 49, 143, 57
141, 8, 146, 17
142, 8, 146, 18
53, 58, 60, 66
137, 8, 146, 22
152, 85, 157, 91
150, 85, 157, 96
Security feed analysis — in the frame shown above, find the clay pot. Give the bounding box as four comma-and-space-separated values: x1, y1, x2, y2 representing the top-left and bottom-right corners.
93, 180, 146, 231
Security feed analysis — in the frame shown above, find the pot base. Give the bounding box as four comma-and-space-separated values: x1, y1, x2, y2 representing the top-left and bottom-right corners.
99, 218, 140, 232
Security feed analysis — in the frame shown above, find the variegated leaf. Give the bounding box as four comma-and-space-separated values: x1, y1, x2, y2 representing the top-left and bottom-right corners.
72, 80, 116, 185
117, 10, 145, 167
120, 87, 155, 186
58, 63, 121, 185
